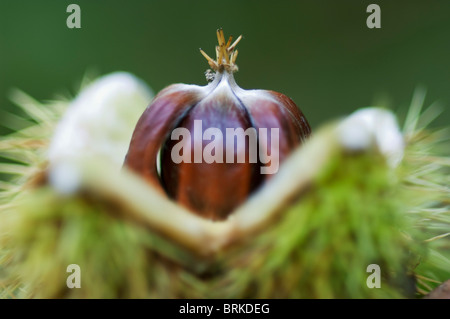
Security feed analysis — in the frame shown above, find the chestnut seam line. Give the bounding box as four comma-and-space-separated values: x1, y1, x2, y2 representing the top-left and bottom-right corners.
226, 78, 268, 191
226, 78, 259, 138
158, 101, 200, 195
157, 75, 226, 194
226, 78, 267, 181
229, 78, 286, 169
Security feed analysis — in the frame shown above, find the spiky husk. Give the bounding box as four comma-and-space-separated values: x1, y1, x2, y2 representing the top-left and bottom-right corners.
0, 86, 448, 298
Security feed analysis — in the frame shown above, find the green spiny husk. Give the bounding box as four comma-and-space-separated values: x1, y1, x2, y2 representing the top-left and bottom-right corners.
221, 149, 419, 299
0, 88, 449, 299
0, 147, 421, 298
401, 128, 450, 295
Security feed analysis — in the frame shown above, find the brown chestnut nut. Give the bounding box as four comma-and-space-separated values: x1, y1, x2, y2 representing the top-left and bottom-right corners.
124, 29, 311, 220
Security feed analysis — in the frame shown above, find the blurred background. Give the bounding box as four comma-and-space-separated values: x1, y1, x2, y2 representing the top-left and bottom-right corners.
0, 0, 449, 135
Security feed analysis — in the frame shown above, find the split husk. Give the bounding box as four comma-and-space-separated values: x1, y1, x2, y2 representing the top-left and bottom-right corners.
0, 79, 448, 298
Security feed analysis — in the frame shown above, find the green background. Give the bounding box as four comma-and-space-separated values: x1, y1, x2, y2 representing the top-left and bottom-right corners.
0, 0, 449, 135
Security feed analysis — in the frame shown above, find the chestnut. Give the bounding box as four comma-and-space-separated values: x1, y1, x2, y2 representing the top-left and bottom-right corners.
124, 29, 311, 220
